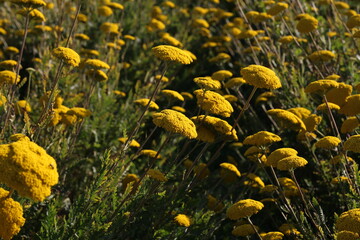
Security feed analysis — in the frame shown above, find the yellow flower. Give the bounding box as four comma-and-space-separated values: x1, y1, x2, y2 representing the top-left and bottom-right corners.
243, 131, 281, 146
224, 94, 238, 103
267, 2, 288, 16
225, 77, 246, 88
279, 223, 301, 236
226, 199, 264, 220
152, 45, 193, 64
207, 194, 224, 212
211, 70, 233, 81
11, 0, 46, 8
238, 29, 258, 39
134, 98, 159, 110
0, 188, 26, 240
113, 90, 126, 97
0, 136, 58, 201
335, 1, 349, 9
267, 109, 306, 131
347, 14, 360, 29
153, 109, 197, 139
0, 60, 18, 70
139, 149, 161, 159
336, 208, 360, 234
260, 231, 284, 240
330, 155, 354, 165
118, 137, 140, 148
87, 69, 108, 82
15, 100, 32, 114
259, 184, 278, 193
100, 22, 119, 34
208, 53, 231, 63
193, 89, 234, 117
305, 79, 339, 94
52, 47, 80, 67
0, 93, 6, 107
181, 92, 193, 100
336, 230, 359, 240
106, 2, 124, 10
244, 173, 265, 188
98, 5, 113, 16
266, 148, 298, 167
296, 14, 318, 33
241, 65, 281, 89
278, 35, 296, 44
161, 33, 182, 47
191, 115, 238, 141
341, 117, 359, 133
308, 50, 336, 62
81, 49, 100, 57
85, 59, 110, 69
171, 106, 186, 113
161, 89, 184, 102
174, 214, 191, 227
67, 107, 91, 118
314, 136, 341, 149
277, 156, 308, 171
316, 102, 340, 112
121, 173, 139, 193
302, 114, 322, 132
339, 95, 360, 116
147, 169, 167, 182
220, 162, 241, 182
148, 18, 165, 31
278, 177, 300, 197
344, 135, 360, 153
193, 76, 222, 90
192, 18, 210, 28
193, 163, 210, 179
232, 224, 259, 237
0, 70, 20, 84
17, 8, 46, 22
162, 1, 175, 8
326, 82, 352, 106
5, 46, 19, 54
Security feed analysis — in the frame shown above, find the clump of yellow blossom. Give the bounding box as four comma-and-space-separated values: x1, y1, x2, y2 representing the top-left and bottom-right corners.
314, 136, 341, 149
220, 162, 241, 182
336, 208, 360, 235
341, 117, 359, 133
226, 199, 264, 220
0, 70, 20, 85
344, 135, 360, 153
161, 89, 184, 102
11, 0, 46, 8
243, 131, 281, 146
174, 214, 191, 227
134, 98, 159, 110
211, 70, 233, 81
296, 14, 318, 33
98, 5, 113, 16
241, 65, 281, 89
139, 149, 161, 159
225, 77, 246, 88
266, 148, 298, 167
277, 155, 308, 171
336, 230, 359, 240
267, 109, 306, 131
52, 47, 80, 67
339, 95, 360, 116
316, 102, 340, 112
308, 50, 336, 62
193, 89, 233, 117
207, 194, 224, 212
152, 45, 194, 64
232, 224, 259, 237
147, 169, 167, 182
0, 60, 18, 70
118, 137, 140, 148
153, 109, 197, 139
121, 174, 139, 193
0, 188, 26, 240
267, 2, 288, 16
279, 223, 301, 236
84, 59, 110, 69
0, 135, 59, 201
193, 76, 222, 90
260, 231, 284, 240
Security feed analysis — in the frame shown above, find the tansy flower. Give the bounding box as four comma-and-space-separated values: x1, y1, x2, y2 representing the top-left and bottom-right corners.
344, 135, 360, 153
225, 77, 246, 88
192, 18, 210, 28
139, 149, 161, 159
211, 70, 233, 81
161, 33, 182, 47
241, 65, 281, 89
238, 30, 258, 39
266, 148, 298, 167
106, 2, 124, 10
259, 184, 278, 193
0, 188, 26, 240
67, 107, 91, 118
191, 115, 238, 141
84, 59, 110, 69
0, 60, 19, 70
224, 94, 238, 103
161, 89, 184, 102
243, 131, 281, 146
208, 53, 231, 63
153, 109, 197, 139
316, 102, 340, 112
181, 92, 193, 100
0, 136, 58, 201
87, 69, 108, 82
278, 35, 297, 44
278, 177, 301, 197
121, 174, 139, 193
193, 76, 222, 90
220, 162, 241, 182
148, 18, 166, 31
341, 117, 359, 133
75, 33, 90, 41
152, 45, 193, 64
296, 14, 318, 33
308, 50, 336, 62
0, 94, 6, 107
244, 173, 265, 188
326, 82, 352, 106
155, 74, 169, 82
277, 155, 308, 171
232, 224, 259, 237
98, 5, 113, 16
336, 209, 360, 234
193, 89, 233, 117
226, 199, 264, 220
17, 8, 46, 22
100, 22, 119, 34
174, 214, 191, 227
314, 136, 341, 149
15, 100, 32, 114
346, 14, 360, 29
118, 137, 140, 148
279, 223, 301, 236
113, 90, 126, 97
207, 194, 224, 212
339, 95, 360, 116
11, 0, 46, 7
162, 1, 175, 8
0, 70, 20, 84
134, 98, 159, 110
5, 46, 19, 54
267, 2, 288, 16
81, 49, 100, 57
146, 169, 167, 182
52, 47, 80, 67
267, 109, 306, 131
171, 106, 186, 113
260, 231, 284, 240
336, 231, 359, 240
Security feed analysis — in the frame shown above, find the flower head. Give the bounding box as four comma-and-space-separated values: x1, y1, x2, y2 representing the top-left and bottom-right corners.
211, 70, 233, 81
134, 98, 159, 110
314, 136, 341, 149
336, 209, 360, 234
226, 199, 264, 220
336, 230, 359, 240
277, 156, 308, 171
339, 95, 360, 116
0, 136, 58, 201
0, 70, 20, 85
232, 224, 259, 237
241, 65, 281, 89
260, 232, 284, 240
308, 50, 336, 62
296, 14, 318, 33
267, 148, 298, 167
153, 109, 197, 139
174, 214, 191, 227
243, 131, 281, 146
267, 2, 288, 16
267, 109, 306, 131
0, 188, 26, 240
84, 59, 110, 69
220, 162, 241, 182
225, 77, 246, 88
52, 47, 80, 67
193, 89, 233, 117
118, 137, 140, 148
161, 89, 184, 102
11, 0, 46, 8
147, 169, 167, 182
279, 223, 301, 236
152, 45, 193, 64
193, 76, 222, 90
344, 135, 360, 153
341, 117, 359, 133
